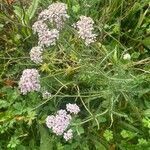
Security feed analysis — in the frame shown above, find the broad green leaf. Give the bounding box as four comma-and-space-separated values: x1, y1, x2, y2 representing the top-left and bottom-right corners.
0, 100, 9, 108
143, 109, 150, 117
39, 125, 52, 150
13, 6, 23, 19
27, 0, 40, 20
142, 37, 150, 49
94, 141, 107, 150
72, 4, 80, 13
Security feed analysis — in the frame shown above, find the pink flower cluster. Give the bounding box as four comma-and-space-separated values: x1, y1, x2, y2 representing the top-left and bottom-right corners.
46, 103, 80, 141
38, 2, 69, 29
30, 2, 69, 64
32, 2, 69, 48
38, 29, 59, 47
75, 16, 96, 45
19, 69, 40, 95
32, 21, 59, 48
32, 20, 48, 35
29, 46, 43, 64
66, 103, 80, 114
46, 110, 72, 136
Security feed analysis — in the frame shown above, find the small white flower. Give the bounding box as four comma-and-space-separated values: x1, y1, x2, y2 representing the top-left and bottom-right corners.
123, 53, 131, 60
63, 129, 73, 141
42, 91, 51, 99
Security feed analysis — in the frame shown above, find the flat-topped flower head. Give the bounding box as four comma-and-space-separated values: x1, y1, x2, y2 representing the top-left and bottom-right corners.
19, 69, 40, 95
46, 109, 72, 136
38, 2, 69, 29
30, 46, 43, 64
38, 29, 59, 47
75, 16, 96, 45
66, 103, 80, 114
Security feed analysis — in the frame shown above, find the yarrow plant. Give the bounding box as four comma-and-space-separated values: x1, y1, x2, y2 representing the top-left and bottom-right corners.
1, 0, 148, 149
32, 20, 48, 34
46, 103, 80, 141
18, 69, 40, 95
30, 46, 43, 64
38, 29, 59, 47
38, 2, 69, 29
32, 21, 59, 47
18, 0, 99, 146
66, 103, 80, 114
46, 109, 72, 136
19, 2, 71, 95
75, 16, 97, 45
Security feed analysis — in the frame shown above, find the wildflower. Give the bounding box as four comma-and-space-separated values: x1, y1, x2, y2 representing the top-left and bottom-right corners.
19, 69, 40, 95
38, 2, 69, 29
38, 29, 59, 47
123, 53, 131, 60
42, 91, 51, 99
30, 46, 43, 64
75, 16, 96, 45
66, 103, 80, 114
63, 129, 73, 141
46, 115, 55, 129
32, 20, 48, 34
46, 109, 72, 136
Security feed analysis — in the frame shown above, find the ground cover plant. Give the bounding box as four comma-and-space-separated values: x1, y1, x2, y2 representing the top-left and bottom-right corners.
0, 0, 150, 149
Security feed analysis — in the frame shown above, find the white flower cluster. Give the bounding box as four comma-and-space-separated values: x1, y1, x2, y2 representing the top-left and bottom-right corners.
30, 2, 69, 63
46, 109, 72, 136
38, 2, 69, 29
66, 103, 80, 114
32, 2, 69, 48
32, 21, 59, 48
46, 103, 80, 141
75, 16, 96, 45
38, 29, 59, 47
63, 129, 73, 141
19, 69, 40, 95
32, 20, 48, 35
30, 46, 43, 64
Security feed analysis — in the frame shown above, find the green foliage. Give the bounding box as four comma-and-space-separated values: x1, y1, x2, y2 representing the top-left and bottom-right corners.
0, 0, 150, 149
103, 130, 113, 142
121, 130, 137, 139
7, 137, 20, 149
27, 0, 40, 20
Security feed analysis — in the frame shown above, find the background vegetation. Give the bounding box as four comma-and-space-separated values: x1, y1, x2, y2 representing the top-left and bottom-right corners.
0, 0, 150, 149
